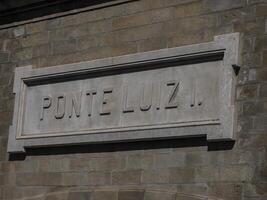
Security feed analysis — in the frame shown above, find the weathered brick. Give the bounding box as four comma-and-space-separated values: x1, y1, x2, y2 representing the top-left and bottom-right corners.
20, 32, 49, 47
126, 154, 153, 170
249, 68, 267, 81
204, 0, 243, 12
256, 4, 267, 17
253, 115, 267, 130
262, 50, 267, 67
112, 170, 141, 185
26, 21, 47, 34
16, 173, 62, 186
260, 83, 267, 97
208, 183, 243, 200
13, 26, 26, 38
88, 171, 111, 185
52, 39, 77, 55
92, 190, 117, 200
61, 172, 88, 186
49, 25, 88, 42
173, 1, 204, 18
0, 52, 9, 63
67, 191, 91, 200
244, 183, 267, 197
112, 12, 151, 30
118, 190, 144, 200
243, 101, 264, 115
144, 191, 176, 200
142, 169, 169, 184
169, 167, 195, 183
237, 84, 258, 100
89, 156, 126, 171
15, 47, 33, 61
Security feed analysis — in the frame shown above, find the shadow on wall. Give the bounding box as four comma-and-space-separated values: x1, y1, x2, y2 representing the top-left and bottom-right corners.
9, 136, 235, 161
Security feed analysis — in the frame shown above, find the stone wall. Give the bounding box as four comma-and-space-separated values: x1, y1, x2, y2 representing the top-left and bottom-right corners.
0, 0, 266, 199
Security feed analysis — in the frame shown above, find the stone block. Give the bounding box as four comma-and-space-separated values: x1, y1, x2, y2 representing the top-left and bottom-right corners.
142, 169, 169, 184
89, 157, 126, 171
262, 50, 267, 66
204, 0, 243, 12
13, 26, 26, 38
118, 190, 144, 200
243, 101, 263, 116
92, 190, 117, 200
208, 183, 243, 200
49, 25, 88, 42
112, 170, 141, 185
260, 83, 267, 97
52, 39, 77, 55
61, 172, 88, 186
67, 191, 91, 200
218, 165, 254, 182
249, 68, 267, 81
237, 84, 258, 100
253, 115, 267, 130
176, 183, 208, 197
256, 5, 267, 17
88, 171, 111, 185
126, 154, 153, 170
26, 21, 47, 34
169, 167, 195, 183
144, 191, 176, 200
16, 172, 62, 186
153, 153, 185, 169
20, 32, 49, 47
0, 52, 9, 63
173, 1, 203, 19
15, 47, 33, 61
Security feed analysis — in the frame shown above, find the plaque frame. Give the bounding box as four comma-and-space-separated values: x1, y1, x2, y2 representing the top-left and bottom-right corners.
8, 33, 241, 153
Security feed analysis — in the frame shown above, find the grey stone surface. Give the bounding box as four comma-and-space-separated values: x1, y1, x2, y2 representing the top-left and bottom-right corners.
8, 33, 240, 153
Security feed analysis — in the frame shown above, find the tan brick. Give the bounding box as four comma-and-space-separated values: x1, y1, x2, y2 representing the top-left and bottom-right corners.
144, 191, 176, 200
169, 167, 195, 183
92, 190, 117, 200
61, 172, 88, 186
173, 1, 204, 19
237, 84, 258, 100
249, 68, 267, 81
89, 156, 126, 171
20, 32, 49, 47
88, 171, 111, 185
126, 154, 153, 170
142, 169, 169, 184
16, 173, 62, 186
26, 21, 47, 34
67, 191, 91, 200
208, 183, 243, 199
112, 170, 141, 185
112, 13, 151, 30
118, 190, 144, 200
49, 25, 88, 42
256, 5, 267, 17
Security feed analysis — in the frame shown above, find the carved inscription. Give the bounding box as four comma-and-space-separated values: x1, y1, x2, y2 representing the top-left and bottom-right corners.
21, 61, 221, 138
39, 80, 203, 121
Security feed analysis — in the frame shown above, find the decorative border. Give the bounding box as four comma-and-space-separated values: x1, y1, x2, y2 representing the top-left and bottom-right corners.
8, 33, 241, 153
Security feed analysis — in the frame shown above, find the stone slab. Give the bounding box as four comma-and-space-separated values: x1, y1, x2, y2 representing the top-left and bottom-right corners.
8, 33, 241, 153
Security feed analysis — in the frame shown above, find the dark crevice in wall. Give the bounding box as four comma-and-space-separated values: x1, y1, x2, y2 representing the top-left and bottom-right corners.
9, 137, 235, 161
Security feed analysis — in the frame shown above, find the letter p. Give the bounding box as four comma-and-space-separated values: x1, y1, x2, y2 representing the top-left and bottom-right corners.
40, 96, 52, 121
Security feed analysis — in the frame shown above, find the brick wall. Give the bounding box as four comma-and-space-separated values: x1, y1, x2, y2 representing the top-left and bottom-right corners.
0, 0, 267, 199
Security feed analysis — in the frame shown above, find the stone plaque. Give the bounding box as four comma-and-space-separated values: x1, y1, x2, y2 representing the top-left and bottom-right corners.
8, 33, 240, 153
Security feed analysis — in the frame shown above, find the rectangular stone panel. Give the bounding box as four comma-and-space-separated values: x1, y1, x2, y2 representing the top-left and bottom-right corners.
8, 33, 241, 153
